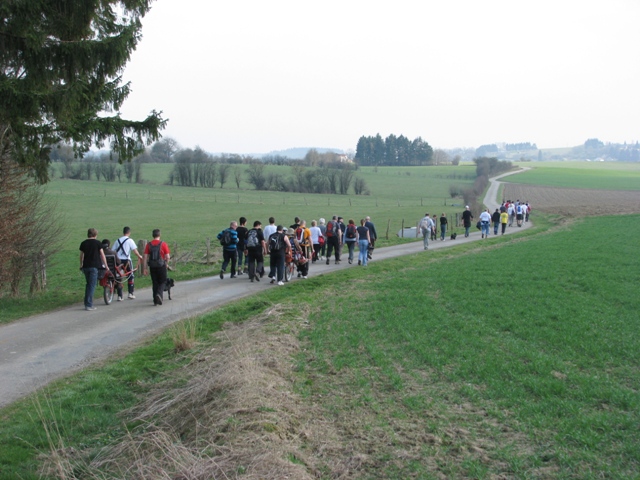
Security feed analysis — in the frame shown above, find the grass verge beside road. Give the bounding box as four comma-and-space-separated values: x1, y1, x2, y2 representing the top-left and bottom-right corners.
1, 214, 639, 478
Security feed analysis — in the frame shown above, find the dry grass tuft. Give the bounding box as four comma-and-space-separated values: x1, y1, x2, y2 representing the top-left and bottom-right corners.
169, 317, 198, 353
63, 303, 348, 479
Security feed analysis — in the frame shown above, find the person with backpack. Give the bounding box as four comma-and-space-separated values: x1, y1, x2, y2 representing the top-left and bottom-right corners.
364, 216, 377, 259
267, 225, 291, 286
325, 215, 342, 265
143, 228, 170, 306
114, 226, 143, 300
236, 217, 249, 275
516, 203, 524, 227
419, 213, 435, 250
245, 220, 266, 282
217, 221, 239, 279
343, 219, 358, 264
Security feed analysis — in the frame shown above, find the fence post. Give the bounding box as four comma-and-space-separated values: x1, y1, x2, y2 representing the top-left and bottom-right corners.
385, 219, 390, 240
206, 237, 211, 264
138, 239, 148, 276
401, 219, 404, 237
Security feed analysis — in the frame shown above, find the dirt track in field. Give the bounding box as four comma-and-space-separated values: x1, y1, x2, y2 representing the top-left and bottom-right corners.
503, 184, 640, 217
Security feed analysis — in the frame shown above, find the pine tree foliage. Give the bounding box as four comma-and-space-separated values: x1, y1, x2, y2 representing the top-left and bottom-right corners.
0, 0, 166, 182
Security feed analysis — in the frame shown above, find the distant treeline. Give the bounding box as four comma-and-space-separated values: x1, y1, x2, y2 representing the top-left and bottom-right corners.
354, 134, 434, 166
475, 142, 537, 157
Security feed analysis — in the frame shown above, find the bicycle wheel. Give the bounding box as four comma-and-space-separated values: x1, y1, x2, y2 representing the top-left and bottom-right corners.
103, 279, 114, 305
284, 261, 294, 282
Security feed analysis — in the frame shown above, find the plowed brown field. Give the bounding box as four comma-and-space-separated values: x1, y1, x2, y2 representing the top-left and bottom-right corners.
503, 184, 640, 216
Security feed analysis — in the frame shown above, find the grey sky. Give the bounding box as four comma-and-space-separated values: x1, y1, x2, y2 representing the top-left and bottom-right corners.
120, 0, 640, 153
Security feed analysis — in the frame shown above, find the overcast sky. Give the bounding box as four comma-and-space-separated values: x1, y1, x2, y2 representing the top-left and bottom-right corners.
119, 0, 640, 154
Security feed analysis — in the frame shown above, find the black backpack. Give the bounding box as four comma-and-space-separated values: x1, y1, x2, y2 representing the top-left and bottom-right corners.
219, 229, 233, 247
147, 242, 165, 268
346, 224, 356, 239
246, 229, 259, 248
269, 232, 283, 252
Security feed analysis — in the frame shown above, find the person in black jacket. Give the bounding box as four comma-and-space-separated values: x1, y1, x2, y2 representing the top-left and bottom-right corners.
217, 221, 239, 279
491, 209, 501, 235
462, 206, 474, 237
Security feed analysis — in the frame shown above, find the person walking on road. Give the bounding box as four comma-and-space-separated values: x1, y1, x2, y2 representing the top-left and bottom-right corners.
325, 216, 342, 264
479, 209, 491, 238
439, 213, 448, 241
419, 213, 435, 250
309, 220, 323, 263
267, 225, 291, 285
462, 206, 474, 237
245, 220, 266, 282
79, 228, 108, 311
343, 219, 358, 264
217, 221, 239, 279
492, 208, 501, 235
144, 229, 170, 305
500, 209, 509, 235
236, 217, 249, 275
365, 216, 377, 259
114, 226, 143, 300
356, 219, 371, 266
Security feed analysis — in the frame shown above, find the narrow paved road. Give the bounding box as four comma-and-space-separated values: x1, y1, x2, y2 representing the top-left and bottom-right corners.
0, 170, 529, 408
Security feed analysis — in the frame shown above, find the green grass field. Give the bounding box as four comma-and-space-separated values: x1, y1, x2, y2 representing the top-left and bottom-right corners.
1, 214, 638, 479
508, 161, 640, 190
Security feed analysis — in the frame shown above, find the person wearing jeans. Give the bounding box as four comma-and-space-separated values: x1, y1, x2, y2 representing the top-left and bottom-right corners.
439, 213, 448, 241
79, 227, 107, 311
479, 209, 492, 238
356, 219, 371, 266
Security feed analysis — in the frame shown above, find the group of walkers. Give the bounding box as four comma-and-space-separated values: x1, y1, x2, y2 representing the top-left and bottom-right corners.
418, 212, 450, 250
79, 226, 170, 310
421, 200, 532, 245
216, 215, 378, 286
465, 200, 531, 239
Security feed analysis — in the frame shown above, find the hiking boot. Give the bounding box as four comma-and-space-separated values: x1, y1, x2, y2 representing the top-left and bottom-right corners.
326, 259, 330, 265
230, 275, 237, 279
117, 296, 123, 302
277, 281, 284, 286
155, 294, 163, 305
220, 270, 224, 279
128, 293, 135, 299
85, 306, 97, 311
255, 275, 260, 282
358, 260, 361, 265
270, 278, 276, 284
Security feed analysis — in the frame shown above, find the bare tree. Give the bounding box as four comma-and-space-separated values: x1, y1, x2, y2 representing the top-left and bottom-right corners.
218, 164, 230, 189
233, 166, 242, 189
246, 163, 266, 190
0, 127, 66, 296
